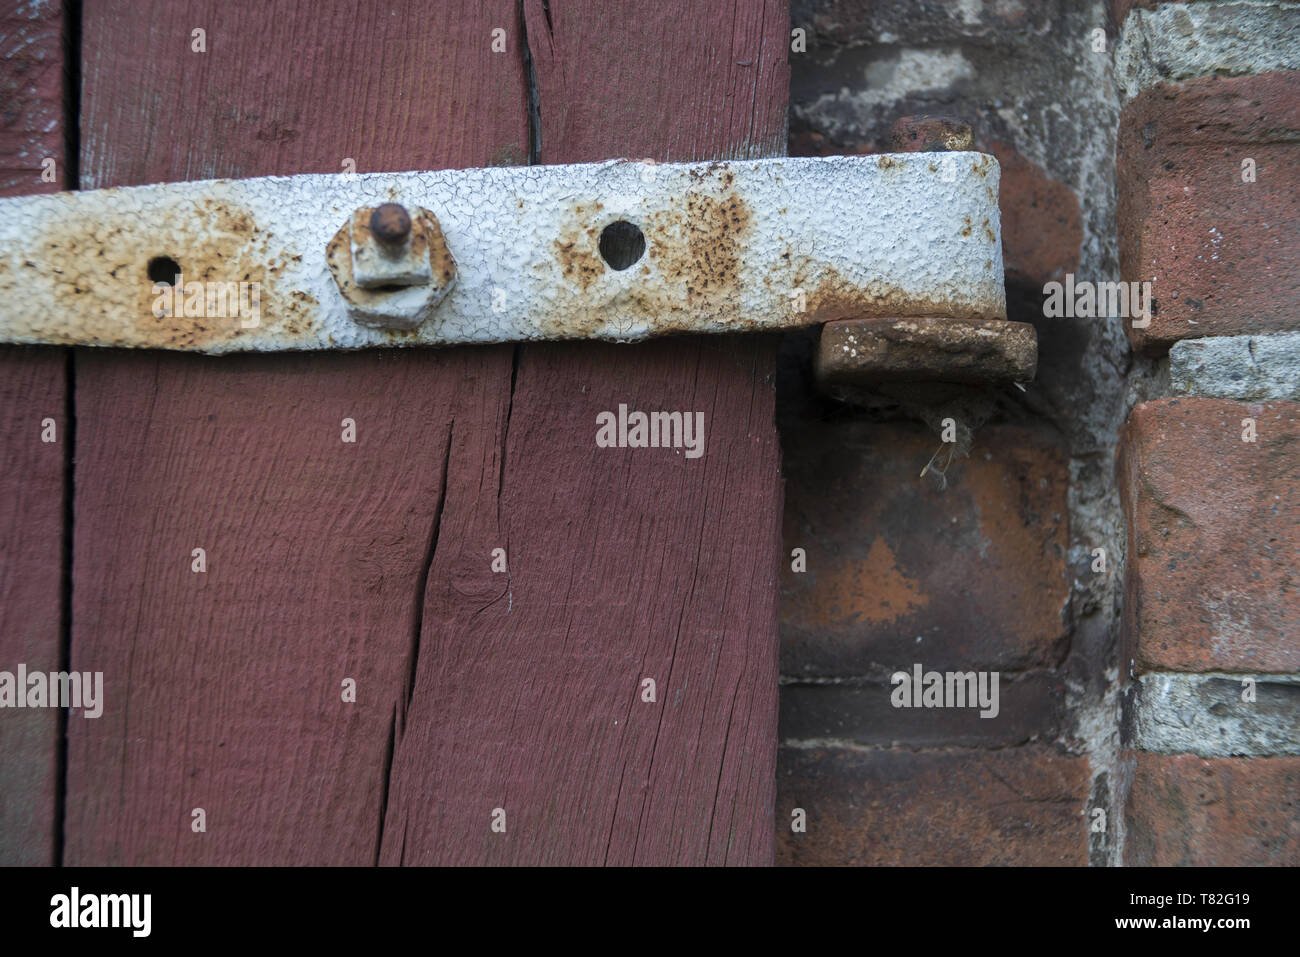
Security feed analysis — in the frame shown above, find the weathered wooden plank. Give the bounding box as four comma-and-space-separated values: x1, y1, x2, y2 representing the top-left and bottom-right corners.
380, 338, 785, 865
523, 0, 790, 163
0, 349, 65, 868
0, 0, 65, 196
79, 1, 530, 185
66, 348, 512, 864
66, 0, 789, 865
379, 0, 789, 865
66, 0, 528, 864
0, 0, 67, 866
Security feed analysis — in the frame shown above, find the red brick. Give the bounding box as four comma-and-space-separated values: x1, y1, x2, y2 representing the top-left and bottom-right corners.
988, 140, 1081, 287
1118, 399, 1299, 673
777, 746, 1090, 865
781, 421, 1069, 675
1123, 752, 1300, 865
1117, 72, 1300, 354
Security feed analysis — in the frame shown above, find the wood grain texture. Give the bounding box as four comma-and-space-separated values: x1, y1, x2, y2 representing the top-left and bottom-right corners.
65, 348, 512, 864
380, 1, 789, 864
0, 350, 65, 867
523, 0, 790, 163
68, 0, 789, 865
79, 0, 531, 185
0, 0, 67, 866
0, 0, 65, 195
380, 338, 784, 864
67, 0, 526, 864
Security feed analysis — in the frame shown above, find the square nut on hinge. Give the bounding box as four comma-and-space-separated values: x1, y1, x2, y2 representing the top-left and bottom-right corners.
325, 203, 457, 330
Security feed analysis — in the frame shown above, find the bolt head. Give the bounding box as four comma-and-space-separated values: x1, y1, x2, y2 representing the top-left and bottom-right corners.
370, 203, 412, 246
326, 205, 456, 331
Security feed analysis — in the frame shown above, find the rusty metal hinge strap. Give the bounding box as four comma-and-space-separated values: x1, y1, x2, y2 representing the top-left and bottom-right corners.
0, 154, 1006, 354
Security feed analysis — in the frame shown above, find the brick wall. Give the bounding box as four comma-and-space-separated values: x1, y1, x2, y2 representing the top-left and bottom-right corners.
780, 0, 1121, 866
780, 0, 1298, 865
1113, 0, 1300, 866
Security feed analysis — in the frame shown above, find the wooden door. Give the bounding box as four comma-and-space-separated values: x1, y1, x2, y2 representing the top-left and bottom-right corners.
1, 0, 789, 865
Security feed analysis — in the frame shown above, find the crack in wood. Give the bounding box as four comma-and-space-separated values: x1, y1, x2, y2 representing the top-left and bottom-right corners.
519, 0, 543, 166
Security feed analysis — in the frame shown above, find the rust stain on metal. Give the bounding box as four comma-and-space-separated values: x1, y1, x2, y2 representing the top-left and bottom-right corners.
0, 153, 1008, 352
669, 187, 751, 302
553, 229, 603, 293
795, 265, 1003, 325
538, 154, 1001, 342
816, 316, 1038, 389
7, 195, 304, 351
422, 213, 456, 285
890, 115, 975, 153
542, 165, 755, 338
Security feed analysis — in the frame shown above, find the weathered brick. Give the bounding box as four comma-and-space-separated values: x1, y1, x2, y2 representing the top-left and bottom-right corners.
1123, 674, 1300, 757
792, 0, 1049, 49
1117, 71, 1300, 354
781, 421, 1069, 676
779, 672, 1064, 749
1118, 398, 1299, 673
1123, 752, 1300, 865
1109, 0, 1148, 22
777, 746, 1090, 865
988, 140, 1082, 288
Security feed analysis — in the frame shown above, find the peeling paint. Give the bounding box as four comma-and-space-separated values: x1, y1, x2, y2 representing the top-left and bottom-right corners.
0, 154, 1006, 354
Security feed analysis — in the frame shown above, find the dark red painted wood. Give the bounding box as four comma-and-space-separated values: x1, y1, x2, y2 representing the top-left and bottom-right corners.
0, 0, 68, 866
0, 0, 65, 196
0, 349, 65, 867
66, 348, 514, 864
379, 338, 786, 865
378, 1, 790, 865
66, 0, 527, 865
524, 0, 790, 164
67, 0, 788, 864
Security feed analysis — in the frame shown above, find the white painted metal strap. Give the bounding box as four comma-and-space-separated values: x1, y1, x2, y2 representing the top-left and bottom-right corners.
0, 154, 1005, 354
